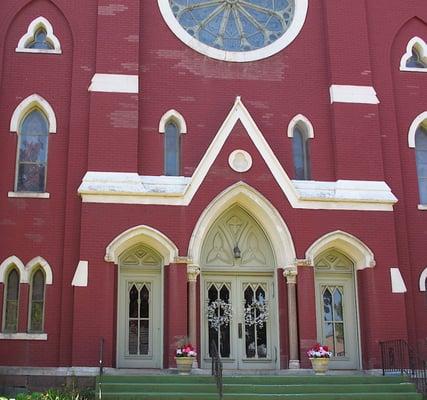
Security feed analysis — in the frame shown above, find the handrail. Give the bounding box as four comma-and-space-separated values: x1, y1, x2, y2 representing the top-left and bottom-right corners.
380, 339, 426, 397
98, 337, 105, 400
211, 340, 223, 400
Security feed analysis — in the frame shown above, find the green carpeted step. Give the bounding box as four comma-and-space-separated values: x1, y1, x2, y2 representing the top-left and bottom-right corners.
100, 383, 218, 393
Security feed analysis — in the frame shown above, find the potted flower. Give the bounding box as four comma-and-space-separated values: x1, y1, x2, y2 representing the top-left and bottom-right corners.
175, 343, 197, 375
306, 343, 332, 375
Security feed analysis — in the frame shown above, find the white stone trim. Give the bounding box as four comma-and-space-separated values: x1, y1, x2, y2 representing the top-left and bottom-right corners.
418, 204, 427, 210
188, 181, 296, 267
420, 268, 427, 291
329, 85, 380, 104
0, 333, 47, 340
305, 231, 376, 270
10, 94, 57, 133
26, 257, 53, 285
78, 97, 397, 211
88, 74, 138, 93
390, 268, 407, 293
400, 36, 427, 72
159, 109, 187, 134
0, 256, 26, 283
8, 192, 50, 199
72, 261, 88, 287
105, 225, 179, 265
408, 111, 427, 148
157, 0, 308, 63
287, 114, 314, 138
16, 17, 61, 54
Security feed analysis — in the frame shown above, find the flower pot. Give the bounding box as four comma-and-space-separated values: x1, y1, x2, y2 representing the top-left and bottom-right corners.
309, 357, 330, 375
175, 356, 194, 375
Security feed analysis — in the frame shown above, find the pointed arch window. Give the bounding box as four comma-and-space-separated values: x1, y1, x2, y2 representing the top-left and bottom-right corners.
29, 269, 46, 332
292, 125, 311, 180
400, 37, 427, 72
164, 120, 181, 176
16, 109, 49, 193
28, 28, 54, 50
3, 268, 20, 333
415, 124, 427, 204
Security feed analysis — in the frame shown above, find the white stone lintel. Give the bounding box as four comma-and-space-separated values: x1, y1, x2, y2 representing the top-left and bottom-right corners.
330, 85, 379, 104
0, 333, 47, 340
89, 74, 138, 94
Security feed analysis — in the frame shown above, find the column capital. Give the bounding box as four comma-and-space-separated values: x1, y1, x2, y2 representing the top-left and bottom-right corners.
174, 256, 193, 264
187, 265, 201, 282
282, 265, 298, 284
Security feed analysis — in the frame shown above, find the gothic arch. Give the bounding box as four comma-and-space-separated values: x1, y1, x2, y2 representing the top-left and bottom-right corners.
25, 256, 53, 284
159, 109, 187, 134
420, 267, 427, 291
0, 256, 25, 283
287, 114, 315, 139
408, 111, 427, 148
188, 182, 296, 267
306, 231, 376, 270
105, 225, 179, 265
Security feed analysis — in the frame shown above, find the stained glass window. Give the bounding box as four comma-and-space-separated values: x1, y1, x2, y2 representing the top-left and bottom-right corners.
29, 270, 45, 332
16, 109, 49, 192
164, 121, 181, 176
292, 125, 311, 180
415, 125, 427, 204
28, 28, 54, 50
3, 269, 20, 333
170, 0, 295, 52
406, 47, 427, 69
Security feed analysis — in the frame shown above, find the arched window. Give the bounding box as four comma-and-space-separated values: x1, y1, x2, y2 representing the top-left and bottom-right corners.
29, 269, 46, 332
164, 121, 181, 176
415, 124, 427, 204
400, 37, 427, 72
16, 109, 49, 192
3, 268, 20, 333
292, 125, 311, 180
28, 28, 54, 50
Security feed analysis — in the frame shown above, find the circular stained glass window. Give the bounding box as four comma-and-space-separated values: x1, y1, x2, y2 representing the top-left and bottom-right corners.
158, 0, 308, 62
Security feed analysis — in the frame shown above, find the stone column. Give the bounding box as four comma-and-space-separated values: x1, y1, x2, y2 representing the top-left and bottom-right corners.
187, 264, 200, 367
283, 265, 300, 369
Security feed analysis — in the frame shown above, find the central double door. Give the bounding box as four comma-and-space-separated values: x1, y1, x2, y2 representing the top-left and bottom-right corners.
202, 274, 278, 370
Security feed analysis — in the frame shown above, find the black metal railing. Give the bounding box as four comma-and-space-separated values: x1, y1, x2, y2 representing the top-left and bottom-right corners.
98, 337, 105, 400
211, 341, 223, 400
380, 339, 427, 397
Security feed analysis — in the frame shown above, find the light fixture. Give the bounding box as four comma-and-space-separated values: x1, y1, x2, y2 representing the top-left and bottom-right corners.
233, 245, 241, 259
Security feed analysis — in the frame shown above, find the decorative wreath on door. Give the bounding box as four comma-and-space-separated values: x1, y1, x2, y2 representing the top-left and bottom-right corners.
206, 299, 233, 331
244, 300, 269, 328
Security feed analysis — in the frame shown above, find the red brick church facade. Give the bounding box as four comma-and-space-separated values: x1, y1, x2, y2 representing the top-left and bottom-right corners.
0, 0, 426, 374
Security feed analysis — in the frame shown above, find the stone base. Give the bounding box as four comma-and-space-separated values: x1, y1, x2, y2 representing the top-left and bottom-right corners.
288, 360, 301, 369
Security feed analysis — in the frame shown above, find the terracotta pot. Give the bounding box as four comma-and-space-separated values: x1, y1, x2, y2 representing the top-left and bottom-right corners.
175, 356, 194, 375
309, 357, 330, 375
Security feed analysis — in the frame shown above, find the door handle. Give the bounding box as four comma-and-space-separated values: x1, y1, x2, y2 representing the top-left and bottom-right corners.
238, 323, 243, 339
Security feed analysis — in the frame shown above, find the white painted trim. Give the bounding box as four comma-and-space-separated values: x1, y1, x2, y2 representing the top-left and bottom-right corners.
0, 256, 26, 283
408, 111, 427, 148
16, 17, 61, 54
305, 231, 376, 270
0, 333, 47, 340
329, 85, 380, 104
8, 192, 50, 199
419, 267, 427, 291
26, 257, 53, 285
78, 97, 397, 211
400, 36, 427, 72
188, 182, 296, 267
287, 114, 314, 138
390, 268, 407, 293
88, 74, 138, 93
105, 225, 179, 265
228, 149, 253, 172
418, 204, 427, 210
159, 110, 187, 134
10, 94, 57, 133
72, 261, 88, 287
157, 0, 308, 63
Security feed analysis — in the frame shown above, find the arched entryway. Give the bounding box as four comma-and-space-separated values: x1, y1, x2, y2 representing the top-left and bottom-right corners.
200, 204, 279, 370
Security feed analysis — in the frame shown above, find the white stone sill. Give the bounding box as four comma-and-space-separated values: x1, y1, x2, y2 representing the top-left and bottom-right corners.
418, 204, 427, 210
0, 333, 47, 340
8, 192, 50, 199
400, 67, 427, 73
15, 48, 62, 55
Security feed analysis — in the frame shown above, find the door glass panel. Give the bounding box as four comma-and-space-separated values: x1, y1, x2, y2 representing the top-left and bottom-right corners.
322, 285, 346, 358
243, 283, 268, 359
127, 282, 151, 356
208, 283, 231, 358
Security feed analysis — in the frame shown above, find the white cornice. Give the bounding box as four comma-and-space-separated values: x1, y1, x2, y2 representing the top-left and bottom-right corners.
79, 97, 397, 211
